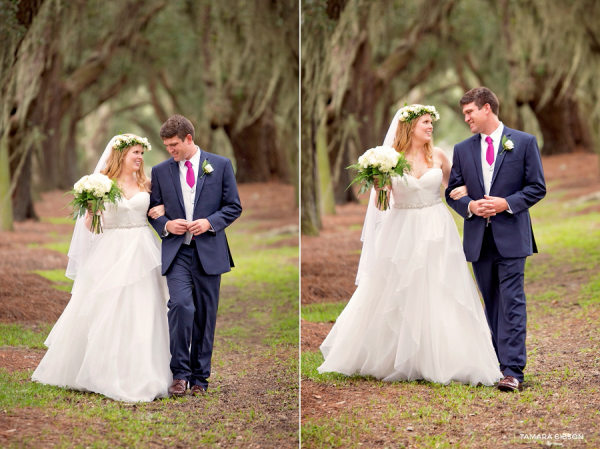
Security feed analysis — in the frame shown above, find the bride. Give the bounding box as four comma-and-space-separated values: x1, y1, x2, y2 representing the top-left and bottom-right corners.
318, 105, 503, 385
32, 135, 172, 402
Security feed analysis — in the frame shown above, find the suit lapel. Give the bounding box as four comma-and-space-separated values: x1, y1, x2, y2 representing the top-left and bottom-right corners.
193, 150, 209, 208
169, 159, 185, 211
470, 135, 485, 192
491, 127, 511, 187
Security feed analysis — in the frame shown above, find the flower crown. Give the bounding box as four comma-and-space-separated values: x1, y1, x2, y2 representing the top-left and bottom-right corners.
112, 135, 152, 152
398, 104, 440, 123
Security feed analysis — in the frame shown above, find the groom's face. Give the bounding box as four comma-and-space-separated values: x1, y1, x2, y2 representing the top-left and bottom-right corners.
163, 135, 194, 162
462, 102, 489, 134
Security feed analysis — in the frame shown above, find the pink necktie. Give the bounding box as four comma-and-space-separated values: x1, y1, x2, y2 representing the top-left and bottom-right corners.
485, 136, 494, 165
185, 161, 195, 188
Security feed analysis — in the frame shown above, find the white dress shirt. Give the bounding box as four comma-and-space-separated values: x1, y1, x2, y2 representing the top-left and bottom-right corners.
162, 146, 210, 242
481, 123, 503, 196
466, 123, 512, 218
178, 147, 201, 245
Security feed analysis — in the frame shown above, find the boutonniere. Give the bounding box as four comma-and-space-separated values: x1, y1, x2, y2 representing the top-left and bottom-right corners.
499, 136, 514, 156
200, 159, 214, 178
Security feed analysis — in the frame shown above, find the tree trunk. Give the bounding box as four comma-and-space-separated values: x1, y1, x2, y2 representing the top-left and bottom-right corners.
60, 104, 82, 188
530, 84, 594, 155
301, 114, 321, 236
3, 0, 167, 222
10, 147, 37, 221
225, 109, 289, 183
317, 119, 336, 215
0, 132, 14, 230
328, 39, 382, 204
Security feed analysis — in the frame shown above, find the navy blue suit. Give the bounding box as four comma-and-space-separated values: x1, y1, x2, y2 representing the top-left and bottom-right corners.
148, 150, 242, 389
445, 126, 546, 382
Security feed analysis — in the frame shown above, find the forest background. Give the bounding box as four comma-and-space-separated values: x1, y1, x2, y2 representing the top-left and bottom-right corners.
0, 1, 300, 446
300, 1, 600, 446
0, 0, 299, 228
301, 0, 600, 233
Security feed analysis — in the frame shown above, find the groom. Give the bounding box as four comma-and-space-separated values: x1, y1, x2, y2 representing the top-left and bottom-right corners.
445, 87, 546, 392
148, 115, 242, 396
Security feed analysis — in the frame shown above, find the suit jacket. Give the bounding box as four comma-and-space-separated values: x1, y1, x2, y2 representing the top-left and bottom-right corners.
445, 126, 546, 262
148, 150, 242, 275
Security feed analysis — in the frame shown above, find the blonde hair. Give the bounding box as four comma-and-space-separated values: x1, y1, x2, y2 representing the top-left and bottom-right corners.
392, 113, 434, 167
101, 134, 150, 192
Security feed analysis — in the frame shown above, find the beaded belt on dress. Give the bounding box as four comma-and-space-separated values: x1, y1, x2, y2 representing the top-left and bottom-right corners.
103, 222, 148, 229
393, 198, 443, 210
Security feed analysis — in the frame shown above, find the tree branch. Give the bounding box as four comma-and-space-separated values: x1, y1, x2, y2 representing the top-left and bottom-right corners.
148, 76, 169, 123
80, 74, 128, 120
375, 0, 458, 85
158, 71, 183, 113
63, 1, 167, 101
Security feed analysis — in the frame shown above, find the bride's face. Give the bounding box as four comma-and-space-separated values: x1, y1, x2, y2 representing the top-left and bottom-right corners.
122, 145, 144, 173
412, 114, 433, 143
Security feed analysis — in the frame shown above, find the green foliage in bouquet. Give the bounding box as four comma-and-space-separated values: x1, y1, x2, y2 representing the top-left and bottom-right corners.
346, 146, 412, 210
65, 175, 124, 234
347, 157, 412, 194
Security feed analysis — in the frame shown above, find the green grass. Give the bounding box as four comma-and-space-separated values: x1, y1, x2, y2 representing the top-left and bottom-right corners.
41, 241, 71, 254
34, 269, 73, 292
27, 240, 71, 254
3, 199, 299, 448
301, 351, 375, 385
41, 217, 74, 225
535, 212, 600, 256
302, 302, 347, 323
222, 245, 298, 289
300, 366, 584, 447
0, 369, 266, 447
218, 325, 249, 339
302, 185, 600, 448
578, 273, 600, 309
302, 419, 369, 447
0, 323, 52, 349
219, 227, 299, 348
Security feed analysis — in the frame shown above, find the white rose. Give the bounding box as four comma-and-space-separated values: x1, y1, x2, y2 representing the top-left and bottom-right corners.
204, 164, 214, 173
505, 140, 514, 150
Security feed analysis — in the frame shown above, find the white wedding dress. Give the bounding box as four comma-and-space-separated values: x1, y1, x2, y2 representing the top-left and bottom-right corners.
32, 192, 172, 402
318, 169, 503, 385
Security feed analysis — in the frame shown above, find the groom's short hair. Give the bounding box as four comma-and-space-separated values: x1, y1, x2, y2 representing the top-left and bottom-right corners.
460, 87, 499, 116
160, 115, 195, 142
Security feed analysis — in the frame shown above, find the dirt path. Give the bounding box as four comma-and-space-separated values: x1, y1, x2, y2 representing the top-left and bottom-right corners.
301, 153, 600, 448
0, 182, 299, 448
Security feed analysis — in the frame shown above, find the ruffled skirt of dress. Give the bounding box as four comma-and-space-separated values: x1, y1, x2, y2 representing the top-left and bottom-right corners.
318, 203, 503, 385
32, 226, 172, 402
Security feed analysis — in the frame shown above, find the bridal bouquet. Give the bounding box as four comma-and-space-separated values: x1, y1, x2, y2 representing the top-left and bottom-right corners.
66, 174, 123, 234
347, 146, 411, 211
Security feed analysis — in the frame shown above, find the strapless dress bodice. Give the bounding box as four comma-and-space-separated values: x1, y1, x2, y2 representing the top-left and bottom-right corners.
102, 192, 150, 229
391, 168, 443, 209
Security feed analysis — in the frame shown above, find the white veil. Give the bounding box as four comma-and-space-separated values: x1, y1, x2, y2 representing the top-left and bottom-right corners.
65, 136, 120, 284
354, 109, 401, 285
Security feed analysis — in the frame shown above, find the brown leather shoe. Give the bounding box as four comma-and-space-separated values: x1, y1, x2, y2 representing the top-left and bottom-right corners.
190, 385, 206, 396
497, 375, 523, 392
168, 379, 187, 396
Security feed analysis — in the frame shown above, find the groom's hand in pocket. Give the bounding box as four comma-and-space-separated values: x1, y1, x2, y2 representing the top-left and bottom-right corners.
187, 218, 211, 235
166, 219, 189, 235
